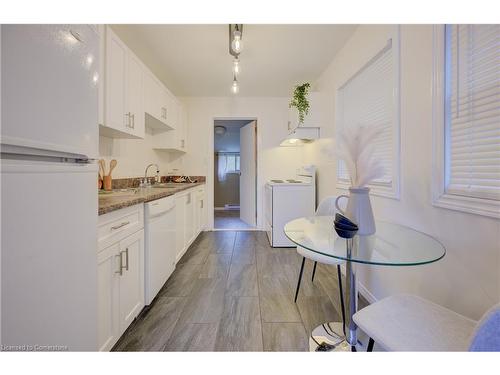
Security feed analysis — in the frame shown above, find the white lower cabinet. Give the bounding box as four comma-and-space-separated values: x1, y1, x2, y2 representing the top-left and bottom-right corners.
97, 243, 120, 352
185, 190, 195, 245
175, 192, 187, 262
118, 230, 145, 332
174, 186, 205, 262
97, 186, 205, 350
194, 186, 206, 234
98, 205, 144, 351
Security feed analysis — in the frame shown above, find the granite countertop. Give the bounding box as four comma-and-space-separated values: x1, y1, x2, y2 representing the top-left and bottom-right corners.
98, 182, 205, 215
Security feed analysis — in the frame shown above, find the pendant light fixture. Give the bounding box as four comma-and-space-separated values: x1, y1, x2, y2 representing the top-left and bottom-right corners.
229, 24, 243, 56
229, 24, 243, 95
231, 29, 243, 54
231, 75, 239, 94
232, 57, 240, 76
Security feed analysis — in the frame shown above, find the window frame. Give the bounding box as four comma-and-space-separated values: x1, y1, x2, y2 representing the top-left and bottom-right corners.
431, 25, 500, 219
335, 26, 401, 200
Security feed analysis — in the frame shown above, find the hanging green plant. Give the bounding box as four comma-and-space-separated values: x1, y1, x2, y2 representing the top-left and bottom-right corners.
289, 82, 311, 124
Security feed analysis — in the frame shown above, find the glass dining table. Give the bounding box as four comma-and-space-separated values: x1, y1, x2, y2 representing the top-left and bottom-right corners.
284, 216, 446, 352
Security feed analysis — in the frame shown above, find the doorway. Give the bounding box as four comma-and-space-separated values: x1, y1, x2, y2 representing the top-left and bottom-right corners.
213, 119, 257, 230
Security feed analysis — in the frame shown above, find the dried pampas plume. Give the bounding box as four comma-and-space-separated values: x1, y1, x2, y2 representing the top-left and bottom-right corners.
337, 124, 386, 187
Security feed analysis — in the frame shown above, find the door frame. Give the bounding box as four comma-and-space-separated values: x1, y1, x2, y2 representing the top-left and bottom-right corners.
209, 117, 259, 231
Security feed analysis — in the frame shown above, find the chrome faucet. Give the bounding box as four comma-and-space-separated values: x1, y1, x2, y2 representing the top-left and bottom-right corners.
141, 163, 160, 187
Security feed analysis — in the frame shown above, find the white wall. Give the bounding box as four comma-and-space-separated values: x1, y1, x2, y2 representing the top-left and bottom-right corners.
304, 25, 500, 320
182, 97, 304, 229
99, 127, 184, 179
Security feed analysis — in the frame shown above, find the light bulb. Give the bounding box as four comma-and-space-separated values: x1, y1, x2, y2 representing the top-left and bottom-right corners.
233, 58, 240, 76
231, 79, 239, 94
231, 30, 243, 53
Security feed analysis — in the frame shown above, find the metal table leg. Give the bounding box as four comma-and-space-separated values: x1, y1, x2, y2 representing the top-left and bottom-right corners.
308, 238, 362, 352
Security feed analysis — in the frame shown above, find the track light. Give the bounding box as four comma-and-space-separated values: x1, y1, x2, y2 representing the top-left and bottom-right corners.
231, 77, 239, 94
228, 25, 243, 94
231, 29, 243, 54
233, 57, 240, 76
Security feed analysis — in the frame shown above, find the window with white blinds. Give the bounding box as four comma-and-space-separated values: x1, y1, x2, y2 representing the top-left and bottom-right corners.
337, 38, 399, 197
445, 25, 500, 201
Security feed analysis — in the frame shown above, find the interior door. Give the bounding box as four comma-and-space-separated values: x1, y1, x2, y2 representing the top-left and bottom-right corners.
240, 121, 257, 227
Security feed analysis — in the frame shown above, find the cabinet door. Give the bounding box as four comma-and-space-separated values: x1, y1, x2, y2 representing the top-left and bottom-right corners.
97, 243, 120, 352
200, 188, 206, 230
185, 191, 194, 245
144, 71, 162, 122
105, 27, 127, 133
175, 194, 187, 261
127, 53, 145, 138
163, 89, 178, 129
118, 229, 144, 334
178, 103, 188, 151
194, 195, 200, 236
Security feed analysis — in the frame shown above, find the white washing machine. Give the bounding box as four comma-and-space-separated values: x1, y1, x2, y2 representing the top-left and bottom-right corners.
144, 195, 176, 305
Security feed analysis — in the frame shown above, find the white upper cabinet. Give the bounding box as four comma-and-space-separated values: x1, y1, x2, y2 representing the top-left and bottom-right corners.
99, 26, 145, 139
126, 53, 145, 138
288, 92, 328, 131
152, 98, 187, 152
144, 71, 178, 131
144, 71, 170, 130
98, 25, 188, 151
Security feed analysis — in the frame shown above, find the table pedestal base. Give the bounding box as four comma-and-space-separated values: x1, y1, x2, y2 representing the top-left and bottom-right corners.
308, 322, 367, 352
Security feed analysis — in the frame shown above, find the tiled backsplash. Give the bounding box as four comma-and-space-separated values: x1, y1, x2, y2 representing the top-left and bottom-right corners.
110, 176, 206, 189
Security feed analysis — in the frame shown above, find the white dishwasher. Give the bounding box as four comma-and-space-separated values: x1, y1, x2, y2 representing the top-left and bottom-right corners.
144, 196, 176, 305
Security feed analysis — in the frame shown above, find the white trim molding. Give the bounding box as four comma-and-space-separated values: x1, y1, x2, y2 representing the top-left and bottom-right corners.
431, 25, 500, 219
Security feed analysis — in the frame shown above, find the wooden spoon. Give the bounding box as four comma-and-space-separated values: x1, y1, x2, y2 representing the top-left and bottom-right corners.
109, 159, 117, 177
98, 159, 106, 179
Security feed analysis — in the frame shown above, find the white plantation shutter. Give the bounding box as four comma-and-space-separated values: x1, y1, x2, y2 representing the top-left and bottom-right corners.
445, 25, 500, 201
337, 39, 398, 194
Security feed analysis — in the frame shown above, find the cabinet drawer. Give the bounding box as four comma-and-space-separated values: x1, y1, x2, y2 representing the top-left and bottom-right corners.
98, 204, 144, 251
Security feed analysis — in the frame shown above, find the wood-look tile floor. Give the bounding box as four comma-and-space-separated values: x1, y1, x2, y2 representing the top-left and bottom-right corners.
113, 231, 355, 352
214, 210, 253, 230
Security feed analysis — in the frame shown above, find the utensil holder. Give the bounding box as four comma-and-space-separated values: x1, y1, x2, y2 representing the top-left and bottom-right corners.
103, 175, 112, 191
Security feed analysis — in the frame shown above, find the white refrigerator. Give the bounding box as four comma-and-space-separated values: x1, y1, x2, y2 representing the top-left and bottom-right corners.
1, 25, 99, 350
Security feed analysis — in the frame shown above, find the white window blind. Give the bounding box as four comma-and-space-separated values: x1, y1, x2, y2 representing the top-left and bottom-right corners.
445, 25, 500, 201
337, 39, 397, 193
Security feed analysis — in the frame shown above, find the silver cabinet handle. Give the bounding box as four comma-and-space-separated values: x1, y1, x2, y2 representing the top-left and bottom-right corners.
201, 200, 203, 209
181, 139, 185, 148
130, 113, 135, 129
115, 254, 123, 276
125, 112, 133, 128
111, 221, 130, 230
123, 248, 129, 271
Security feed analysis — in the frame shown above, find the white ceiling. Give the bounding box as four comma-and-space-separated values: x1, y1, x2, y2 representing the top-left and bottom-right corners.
111, 24, 357, 97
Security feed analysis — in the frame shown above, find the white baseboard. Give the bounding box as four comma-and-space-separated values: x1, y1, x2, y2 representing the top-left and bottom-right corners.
358, 281, 378, 304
